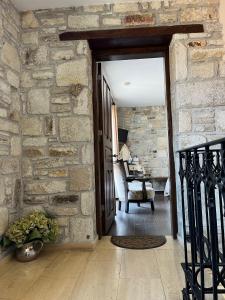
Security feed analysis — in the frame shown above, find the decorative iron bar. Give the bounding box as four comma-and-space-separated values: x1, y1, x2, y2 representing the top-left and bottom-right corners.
178, 138, 225, 300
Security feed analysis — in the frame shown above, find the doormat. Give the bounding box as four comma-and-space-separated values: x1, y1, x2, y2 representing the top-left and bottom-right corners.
111, 235, 166, 250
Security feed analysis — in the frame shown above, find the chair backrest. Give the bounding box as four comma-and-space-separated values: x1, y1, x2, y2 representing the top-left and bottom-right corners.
113, 160, 128, 203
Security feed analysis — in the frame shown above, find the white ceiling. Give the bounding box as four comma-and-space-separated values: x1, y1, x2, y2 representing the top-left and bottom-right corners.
12, 0, 151, 11
102, 58, 166, 107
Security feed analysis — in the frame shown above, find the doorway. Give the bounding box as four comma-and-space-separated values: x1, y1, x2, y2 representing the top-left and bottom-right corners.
101, 57, 171, 236
96, 55, 173, 237
59, 25, 204, 240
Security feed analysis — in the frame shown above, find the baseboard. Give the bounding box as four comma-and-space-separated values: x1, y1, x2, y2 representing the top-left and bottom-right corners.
44, 236, 98, 252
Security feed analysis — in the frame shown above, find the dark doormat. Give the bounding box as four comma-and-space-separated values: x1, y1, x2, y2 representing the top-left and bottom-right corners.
111, 235, 167, 250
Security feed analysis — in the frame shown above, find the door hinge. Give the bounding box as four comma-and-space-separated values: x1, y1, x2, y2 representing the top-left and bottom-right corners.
98, 130, 103, 136
101, 204, 105, 211
97, 74, 101, 80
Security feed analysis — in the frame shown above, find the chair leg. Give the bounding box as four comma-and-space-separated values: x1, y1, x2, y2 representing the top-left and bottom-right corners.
150, 199, 155, 212
125, 202, 129, 213
118, 201, 122, 211
137, 202, 140, 207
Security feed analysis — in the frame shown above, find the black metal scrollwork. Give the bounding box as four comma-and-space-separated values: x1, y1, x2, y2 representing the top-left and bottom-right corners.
179, 138, 225, 299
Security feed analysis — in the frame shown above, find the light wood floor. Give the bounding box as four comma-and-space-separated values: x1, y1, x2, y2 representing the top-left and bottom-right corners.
0, 236, 186, 300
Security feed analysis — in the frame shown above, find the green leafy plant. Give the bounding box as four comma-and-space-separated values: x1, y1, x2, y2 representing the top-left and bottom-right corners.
1, 211, 59, 248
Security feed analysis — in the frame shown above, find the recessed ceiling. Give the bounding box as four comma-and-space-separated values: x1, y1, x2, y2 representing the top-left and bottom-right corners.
102, 58, 166, 107
12, 0, 149, 11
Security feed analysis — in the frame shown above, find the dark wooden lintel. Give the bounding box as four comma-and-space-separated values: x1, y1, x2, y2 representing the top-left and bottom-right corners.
59, 24, 204, 41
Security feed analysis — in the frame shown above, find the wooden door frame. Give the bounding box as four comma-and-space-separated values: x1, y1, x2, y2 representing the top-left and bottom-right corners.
92, 47, 178, 238
60, 24, 204, 239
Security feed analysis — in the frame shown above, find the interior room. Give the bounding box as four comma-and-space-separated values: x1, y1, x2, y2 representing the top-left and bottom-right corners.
102, 58, 171, 236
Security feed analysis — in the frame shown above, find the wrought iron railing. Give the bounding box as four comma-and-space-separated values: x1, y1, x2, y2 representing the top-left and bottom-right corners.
178, 138, 225, 300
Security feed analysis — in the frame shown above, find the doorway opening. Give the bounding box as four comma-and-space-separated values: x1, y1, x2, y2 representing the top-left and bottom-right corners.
59, 25, 204, 240
100, 57, 171, 237
102, 57, 171, 236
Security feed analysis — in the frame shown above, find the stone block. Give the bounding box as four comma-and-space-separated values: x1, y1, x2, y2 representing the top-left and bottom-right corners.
51, 194, 79, 205
68, 15, 99, 29
34, 158, 65, 169
176, 80, 225, 108
190, 48, 225, 61
113, 3, 139, 13
179, 135, 207, 149
22, 31, 39, 45
123, 14, 155, 25
157, 137, 168, 150
55, 217, 68, 227
83, 4, 105, 12
59, 116, 92, 142
192, 108, 214, 124
48, 169, 68, 177
0, 119, 19, 134
77, 41, 88, 55
21, 71, 34, 88
73, 88, 91, 115
24, 195, 48, 204
102, 18, 122, 26
179, 110, 192, 132
170, 41, 187, 81
22, 159, 32, 177
21, 117, 43, 136
159, 12, 177, 23
0, 79, 10, 94
70, 217, 94, 242
69, 166, 92, 191
49, 144, 79, 157
51, 103, 71, 113
1, 42, 20, 72
215, 110, 225, 131
23, 137, 47, 147
27, 89, 50, 114
24, 180, 67, 194
51, 49, 74, 61
81, 191, 95, 216
32, 70, 54, 80
40, 17, 65, 26
150, 1, 161, 9
46, 207, 78, 216
7, 71, 19, 88
0, 207, 8, 235
22, 11, 39, 28
193, 124, 215, 132
180, 7, 218, 22
56, 59, 88, 86
23, 147, 45, 158
219, 61, 225, 77
190, 62, 214, 79
11, 136, 21, 156
81, 144, 94, 164
51, 95, 70, 104
0, 158, 19, 175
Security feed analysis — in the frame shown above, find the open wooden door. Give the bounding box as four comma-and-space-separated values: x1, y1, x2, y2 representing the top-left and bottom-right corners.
97, 63, 116, 234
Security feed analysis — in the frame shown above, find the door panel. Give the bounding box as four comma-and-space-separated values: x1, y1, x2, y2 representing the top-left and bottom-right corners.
98, 64, 115, 234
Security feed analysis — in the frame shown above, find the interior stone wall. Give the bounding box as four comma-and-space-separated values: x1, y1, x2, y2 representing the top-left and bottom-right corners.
0, 0, 224, 246
0, 0, 22, 254
19, 0, 225, 241
118, 106, 169, 177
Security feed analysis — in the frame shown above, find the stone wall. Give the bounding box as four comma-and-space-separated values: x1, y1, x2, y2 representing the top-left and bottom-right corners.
0, 0, 224, 246
0, 0, 22, 253
20, 0, 225, 240
118, 106, 169, 177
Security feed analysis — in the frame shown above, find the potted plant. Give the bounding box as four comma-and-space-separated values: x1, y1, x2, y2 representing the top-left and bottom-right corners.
0, 211, 59, 262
